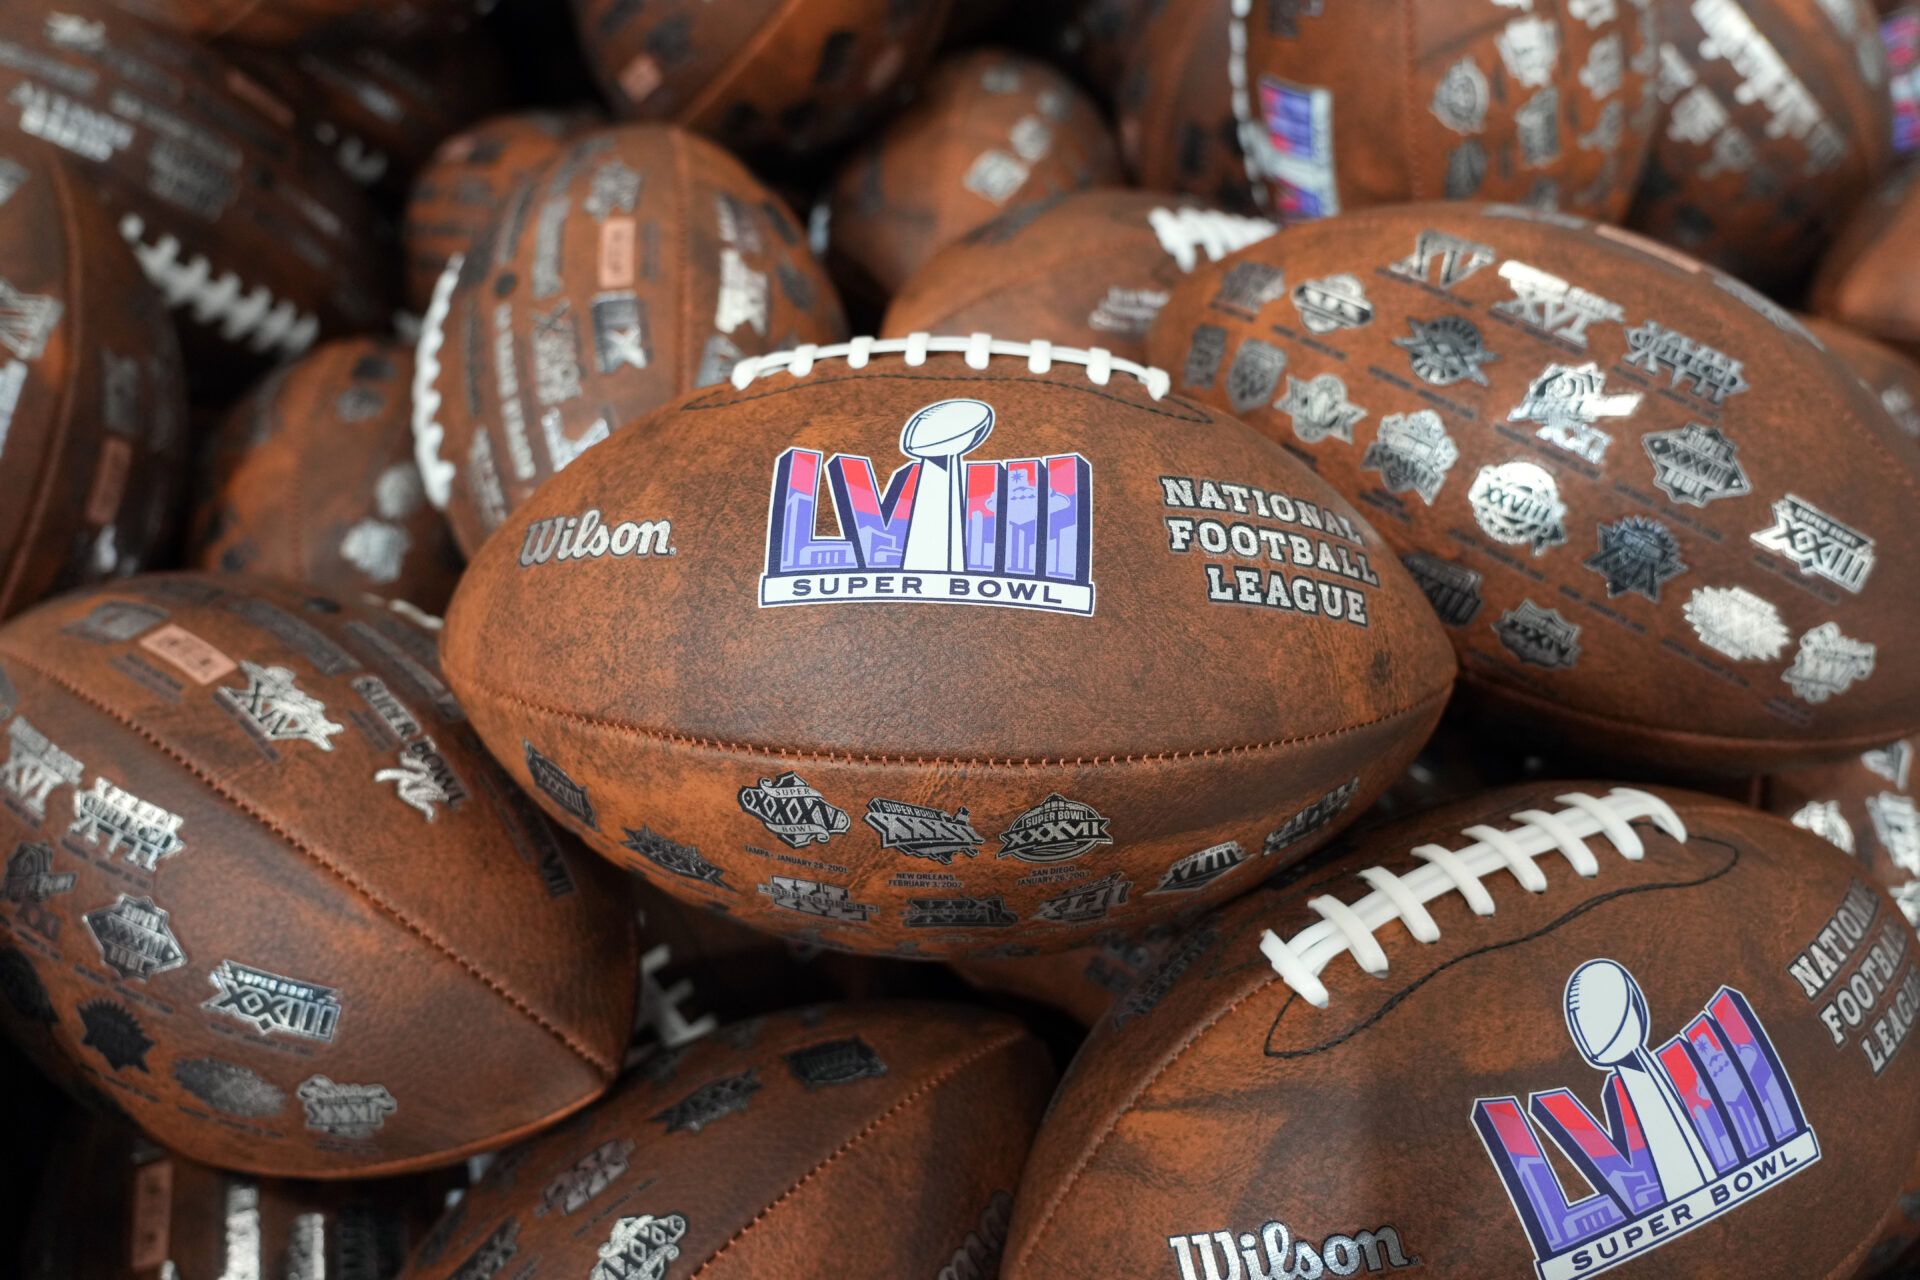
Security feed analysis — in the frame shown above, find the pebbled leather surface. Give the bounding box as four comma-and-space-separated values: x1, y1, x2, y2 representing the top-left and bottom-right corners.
1005, 783, 1920, 1280
402, 110, 601, 312
193, 338, 463, 616
415, 123, 848, 558
571, 0, 956, 157
0, 574, 638, 1177
0, 145, 187, 624
400, 1002, 1053, 1280
882, 189, 1277, 364
1812, 166, 1920, 357
1629, 0, 1893, 295
826, 49, 1123, 305
1149, 201, 1920, 769
441, 348, 1455, 955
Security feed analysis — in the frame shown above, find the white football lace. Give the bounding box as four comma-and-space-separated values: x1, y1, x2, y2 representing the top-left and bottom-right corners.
410, 253, 461, 511
119, 213, 320, 357
728, 333, 1172, 400
1259, 789, 1687, 1008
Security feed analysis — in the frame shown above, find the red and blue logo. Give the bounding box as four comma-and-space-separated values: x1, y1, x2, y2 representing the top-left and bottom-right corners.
759, 399, 1095, 616
1472, 960, 1818, 1279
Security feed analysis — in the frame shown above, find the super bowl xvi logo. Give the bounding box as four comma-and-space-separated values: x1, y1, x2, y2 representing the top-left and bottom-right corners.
1473, 960, 1817, 1280
760, 400, 1095, 615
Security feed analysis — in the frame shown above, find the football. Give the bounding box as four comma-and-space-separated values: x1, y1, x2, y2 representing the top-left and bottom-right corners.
0, 575, 638, 1177
882, 189, 1276, 361
1766, 736, 1920, 927
1002, 783, 1920, 1278
1811, 166, 1920, 357
570, 0, 956, 157
951, 924, 1188, 1027
231, 33, 511, 204
823, 49, 1123, 306
1154, 0, 1659, 219
439, 334, 1456, 957
1629, 0, 1893, 295
397, 1002, 1052, 1280
0, 144, 188, 623
22, 1114, 453, 1280
109, 0, 483, 46
1148, 202, 1920, 769
402, 110, 600, 312
410, 123, 849, 558
1807, 316, 1920, 445
0, 0, 387, 383
191, 338, 462, 615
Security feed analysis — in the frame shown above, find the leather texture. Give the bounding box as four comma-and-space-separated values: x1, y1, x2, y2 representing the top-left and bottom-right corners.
826, 49, 1123, 305
952, 923, 1187, 1028
109, 0, 482, 46
883, 189, 1276, 364
1628, 0, 1893, 295
441, 346, 1455, 956
413, 123, 849, 558
1811, 166, 1920, 356
193, 338, 462, 616
1807, 316, 1920, 454
0, 0, 388, 384
1113, 0, 1250, 213
1005, 783, 1920, 1279
1149, 201, 1920, 770
400, 1002, 1051, 1280
0, 574, 638, 1177
0, 145, 187, 624
402, 110, 600, 312
1228, 0, 1658, 219
22, 1114, 453, 1280
571, 0, 956, 157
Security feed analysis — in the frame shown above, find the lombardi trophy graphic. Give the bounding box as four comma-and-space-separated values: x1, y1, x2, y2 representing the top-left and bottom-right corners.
1563, 959, 1716, 1198
900, 398, 995, 573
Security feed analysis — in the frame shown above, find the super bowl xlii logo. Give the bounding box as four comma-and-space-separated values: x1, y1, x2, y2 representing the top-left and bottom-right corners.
1473, 960, 1819, 1280
759, 400, 1095, 615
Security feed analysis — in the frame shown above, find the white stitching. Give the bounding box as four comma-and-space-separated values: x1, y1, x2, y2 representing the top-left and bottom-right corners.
118, 214, 319, 357
1259, 789, 1686, 1008
729, 333, 1173, 400
410, 252, 461, 512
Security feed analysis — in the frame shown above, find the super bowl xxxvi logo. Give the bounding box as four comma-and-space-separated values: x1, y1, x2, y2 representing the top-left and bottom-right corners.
1473, 960, 1818, 1280
759, 399, 1095, 616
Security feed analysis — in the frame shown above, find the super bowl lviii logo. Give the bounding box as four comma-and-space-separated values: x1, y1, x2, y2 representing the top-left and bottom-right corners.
759, 399, 1095, 615
1472, 960, 1818, 1280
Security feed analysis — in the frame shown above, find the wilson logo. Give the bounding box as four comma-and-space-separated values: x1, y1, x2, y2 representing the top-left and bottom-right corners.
520, 508, 672, 566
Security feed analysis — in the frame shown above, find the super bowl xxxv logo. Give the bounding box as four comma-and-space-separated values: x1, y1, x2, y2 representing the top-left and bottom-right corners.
760, 400, 1095, 615
1473, 960, 1818, 1280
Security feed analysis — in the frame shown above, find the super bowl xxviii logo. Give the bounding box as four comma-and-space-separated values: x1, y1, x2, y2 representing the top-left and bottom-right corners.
760, 399, 1095, 615
1473, 960, 1818, 1280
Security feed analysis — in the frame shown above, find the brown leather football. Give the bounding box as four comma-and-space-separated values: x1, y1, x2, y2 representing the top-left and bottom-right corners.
410, 124, 849, 559
0, 574, 638, 1177
951, 923, 1189, 1028
228, 33, 512, 204
109, 0, 482, 46
1628, 0, 1893, 295
570, 0, 956, 157
1806, 316, 1920, 447
0, 145, 188, 624
398, 1002, 1051, 1280
1764, 737, 1920, 932
1140, 0, 1659, 220
402, 110, 601, 313
1811, 166, 1920, 358
1148, 202, 1920, 770
881, 189, 1276, 363
22, 1114, 454, 1280
823, 49, 1124, 306
1003, 783, 1920, 1279
0, 0, 387, 384
439, 334, 1456, 957
191, 338, 462, 616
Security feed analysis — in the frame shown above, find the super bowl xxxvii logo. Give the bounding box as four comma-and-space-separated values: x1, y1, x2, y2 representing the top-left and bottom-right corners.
1473, 960, 1818, 1280
759, 399, 1095, 616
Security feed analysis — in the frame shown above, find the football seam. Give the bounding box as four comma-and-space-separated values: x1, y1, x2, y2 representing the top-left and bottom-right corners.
451, 673, 1453, 768
683, 366, 1215, 423
687, 1024, 1032, 1278
0, 643, 621, 1078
